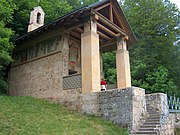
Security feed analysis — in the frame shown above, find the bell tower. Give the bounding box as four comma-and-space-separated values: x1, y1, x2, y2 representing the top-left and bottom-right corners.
28, 6, 45, 32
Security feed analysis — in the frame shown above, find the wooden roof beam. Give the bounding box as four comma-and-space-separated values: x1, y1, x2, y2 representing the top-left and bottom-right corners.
97, 22, 117, 37
95, 3, 111, 11
112, 6, 125, 30
69, 36, 80, 43
97, 31, 111, 40
75, 28, 84, 33
91, 9, 127, 36
70, 31, 81, 39
66, 23, 83, 32
109, 4, 113, 22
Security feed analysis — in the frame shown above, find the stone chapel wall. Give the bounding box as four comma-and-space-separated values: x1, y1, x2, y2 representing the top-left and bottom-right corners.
8, 29, 69, 98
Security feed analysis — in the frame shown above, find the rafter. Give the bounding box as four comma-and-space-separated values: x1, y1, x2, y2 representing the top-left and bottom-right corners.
112, 6, 125, 30
97, 22, 116, 37
109, 4, 113, 22
97, 31, 111, 40
92, 9, 127, 36
75, 28, 84, 33
69, 36, 80, 43
66, 23, 83, 32
70, 31, 81, 39
95, 3, 111, 11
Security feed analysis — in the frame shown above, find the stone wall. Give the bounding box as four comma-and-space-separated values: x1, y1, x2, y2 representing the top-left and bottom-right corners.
170, 113, 180, 123
9, 29, 69, 98
44, 87, 146, 132
146, 93, 175, 135
81, 87, 146, 132
9, 51, 67, 98
146, 93, 169, 114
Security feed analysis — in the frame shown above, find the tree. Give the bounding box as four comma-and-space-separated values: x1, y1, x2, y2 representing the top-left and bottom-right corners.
102, 52, 116, 84
120, 0, 180, 95
66, 0, 98, 10
8, 0, 72, 36
0, 0, 15, 94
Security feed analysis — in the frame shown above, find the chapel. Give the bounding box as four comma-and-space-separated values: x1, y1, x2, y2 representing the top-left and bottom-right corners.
8, 0, 136, 97
8, 2, 175, 134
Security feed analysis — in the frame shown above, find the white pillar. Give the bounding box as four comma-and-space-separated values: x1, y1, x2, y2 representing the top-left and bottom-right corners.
116, 36, 131, 89
81, 18, 100, 93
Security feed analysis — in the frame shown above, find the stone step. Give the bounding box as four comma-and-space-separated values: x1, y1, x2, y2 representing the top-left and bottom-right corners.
147, 110, 159, 112
143, 122, 160, 125
145, 116, 160, 119
130, 134, 157, 135
138, 128, 158, 131
148, 112, 160, 116
148, 115, 160, 118
145, 119, 160, 122
140, 125, 160, 128
147, 111, 159, 114
134, 131, 158, 134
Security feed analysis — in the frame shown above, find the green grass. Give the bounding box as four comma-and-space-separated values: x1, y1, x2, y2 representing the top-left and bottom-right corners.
0, 96, 128, 135
175, 128, 180, 135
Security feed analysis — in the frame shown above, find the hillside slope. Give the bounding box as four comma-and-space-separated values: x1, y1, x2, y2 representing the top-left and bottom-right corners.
0, 96, 128, 135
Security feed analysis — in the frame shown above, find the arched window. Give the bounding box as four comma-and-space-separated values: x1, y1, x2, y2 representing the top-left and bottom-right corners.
37, 12, 41, 24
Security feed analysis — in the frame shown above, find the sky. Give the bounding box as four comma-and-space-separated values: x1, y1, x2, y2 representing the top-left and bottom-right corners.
170, 0, 180, 9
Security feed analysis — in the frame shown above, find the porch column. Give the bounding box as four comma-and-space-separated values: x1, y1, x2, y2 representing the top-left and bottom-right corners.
116, 36, 131, 89
81, 17, 100, 94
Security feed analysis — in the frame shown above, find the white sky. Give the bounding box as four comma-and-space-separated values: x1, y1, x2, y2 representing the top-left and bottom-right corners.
170, 0, 180, 9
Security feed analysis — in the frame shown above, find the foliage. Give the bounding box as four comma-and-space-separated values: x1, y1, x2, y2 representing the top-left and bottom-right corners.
132, 66, 177, 94
102, 52, 116, 84
175, 128, 180, 135
0, 0, 15, 94
66, 0, 98, 10
0, 96, 128, 135
115, 0, 179, 96
8, 0, 72, 36
102, 0, 180, 96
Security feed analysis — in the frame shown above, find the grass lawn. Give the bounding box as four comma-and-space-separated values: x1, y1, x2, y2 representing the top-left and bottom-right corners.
0, 96, 128, 135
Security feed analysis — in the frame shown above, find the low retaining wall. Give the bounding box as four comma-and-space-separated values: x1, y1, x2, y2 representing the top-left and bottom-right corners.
81, 87, 146, 132
170, 113, 180, 122
45, 87, 146, 132
146, 93, 175, 134
146, 93, 169, 114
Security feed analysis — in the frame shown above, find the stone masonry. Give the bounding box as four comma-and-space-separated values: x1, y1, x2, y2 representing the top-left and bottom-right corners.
146, 93, 174, 134
84, 87, 146, 132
